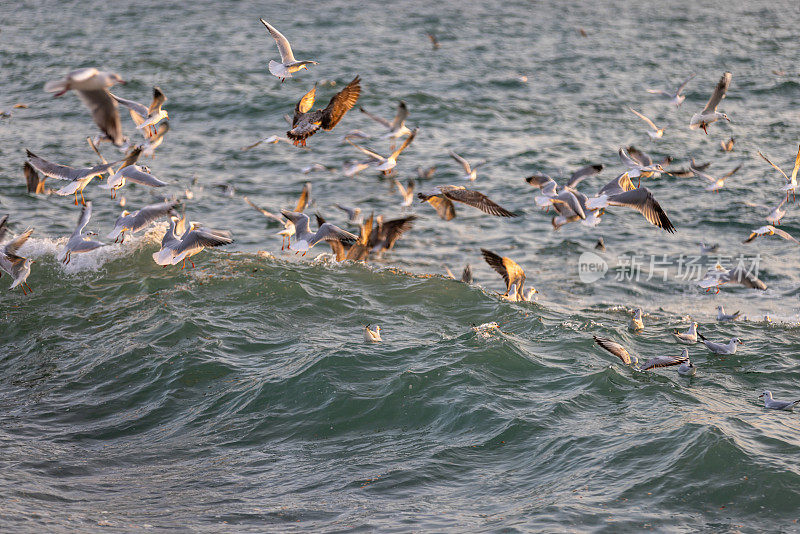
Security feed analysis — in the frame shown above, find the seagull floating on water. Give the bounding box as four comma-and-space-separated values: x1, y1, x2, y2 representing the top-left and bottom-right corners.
259, 18, 318, 81
716, 305, 741, 322
364, 324, 382, 342
697, 333, 743, 354
593, 336, 689, 371
629, 308, 644, 331
677, 356, 696, 376
759, 391, 800, 411
673, 322, 699, 343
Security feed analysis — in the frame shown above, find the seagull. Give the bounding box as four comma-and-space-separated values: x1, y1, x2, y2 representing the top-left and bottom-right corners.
445, 264, 472, 283
593, 336, 689, 370
44, 67, 126, 146
630, 308, 644, 331
287, 76, 361, 146
691, 160, 742, 192
327, 212, 373, 261
111, 86, 168, 137
62, 201, 104, 264
690, 72, 732, 134
697, 334, 743, 355
168, 224, 233, 269
647, 73, 695, 107
301, 163, 334, 174
259, 18, 317, 81
153, 214, 188, 266
757, 145, 800, 202
743, 225, 800, 245
336, 204, 363, 225
343, 159, 372, 178
481, 248, 536, 301
368, 215, 417, 254
677, 356, 696, 376
244, 182, 310, 249
346, 128, 418, 174
280, 210, 358, 256
673, 322, 699, 343
619, 147, 664, 184
449, 151, 486, 181
416, 166, 436, 180
595, 237, 606, 251
419, 185, 517, 218
629, 107, 665, 140
360, 101, 412, 141
26, 150, 118, 205
698, 265, 767, 292
427, 33, 440, 50
525, 164, 603, 213
107, 200, 179, 243
241, 134, 292, 151
716, 305, 741, 322
665, 160, 711, 178
721, 137, 735, 152
744, 198, 787, 226
99, 164, 167, 198
585, 173, 676, 233
24, 162, 49, 194
0, 216, 35, 295
759, 391, 800, 411
364, 324, 382, 342
340, 130, 371, 143
394, 179, 415, 207
699, 242, 719, 253
141, 122, 170, 157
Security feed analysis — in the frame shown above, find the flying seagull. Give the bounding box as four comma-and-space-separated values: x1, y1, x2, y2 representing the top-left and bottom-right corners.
26, 150, 118, 205
744, 198, 787, 226
260, 18, 318, 81
394, 179, 415, 207
757, 144, 800, 202
346, 128, 418, 174
481, 248, 536, 301
107, 200, 179, 243
287, 76, 361, 146
690, 72, 732, 134
280, 210, 358, 255
360, 101, 412, 142
743, 225, 800, 245
628, 107, 665, 140
419, 185, 517, 218
44, 67, 126, 146
697, 265, 767, 292
691, 160, 742, 192
585, 173, 676, 233
646, 73, 695, 107
62, 201, 105, 264
449, 150, 486, 181
99, 164, 167, 198
111, 86, 168, 137
593, 336, 689, 371
369, 215, 417, 254
0, 217, 35, 295
241, 134, 293, 151
168, 224, 233, 269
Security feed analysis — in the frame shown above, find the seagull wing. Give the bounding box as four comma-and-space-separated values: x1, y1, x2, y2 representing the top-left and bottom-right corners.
423, 194, 456, 220
132, 201, 179, 229
449, 150, 472, 174
110, 93, 148, 119
320, 75, 361, 131
607, 187, 676, 233
792, 144, 800, 182
461, 264, 473, 284
701, 71, 732, 114
313, 223, 358, 246
377, 215, 417, 250
390, 128, 417, 159
593, 336, 633, 365
74, 201, 93, 235
280, 210, 312, 236
442, 187, 517, 217
243, 197, 284, 224
772, 227, 800, 244
675, 73, 696, 95
626, 146, 652, 167
481, 248, 524, 293
390, 101, 409, 130
525, 173, 557, 191
174, 228, 233, 254
346, 139, 384, 162
26, 150, 80, 181
23, 162, 45, 193
597, 173, 635, 197
148, 86, 167, 115
3, 228, 34, 260
359, 107, 392, 129
260, 18, 295, 63
758, 151, 789, 182
720, 163, 743, 181
120, 165, 167, 187
640, 354, 689, 370
294, 182, 312, 212
77, 89, 124, 146
294, 84, 317, 119
618, 147, 640, 169
566, 164, 603, 189
629, 107, 659, 130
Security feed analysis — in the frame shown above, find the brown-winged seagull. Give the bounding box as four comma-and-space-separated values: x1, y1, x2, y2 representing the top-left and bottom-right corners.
287, 76, 361, 146
418, 185, 517, 218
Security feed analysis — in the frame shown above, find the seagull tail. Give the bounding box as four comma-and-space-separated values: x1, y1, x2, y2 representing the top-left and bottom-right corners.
268, 61, 289, 78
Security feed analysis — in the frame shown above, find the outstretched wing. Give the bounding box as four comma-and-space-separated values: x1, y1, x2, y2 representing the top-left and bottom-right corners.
294, 182, 311, 212
390, 101, 409, 130
608, 187, 675, 233
148, 86, 167, 115
449, 150, 472, 173
320, 76, 361, 130
593, 336, 633, 365
295, 84, 317, 119
77, 89, 124, 146
566, 164, 603, 189
640, 354, 688, 370
442, 187, 517, 217
260, 18, 295, 63
359, 107, 392, 129
701, 71, 731, 114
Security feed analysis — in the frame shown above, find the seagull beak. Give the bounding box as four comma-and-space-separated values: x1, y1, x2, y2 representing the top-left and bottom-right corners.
758, 394, 764, 398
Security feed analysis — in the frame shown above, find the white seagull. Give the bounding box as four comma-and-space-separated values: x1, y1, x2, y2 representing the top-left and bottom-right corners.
677, 356, 696, 377
394, 179, 415, 207
99, 164, 167, 198
745, 198, 787, 226
691, 160, 741, 192
673, 322, 699, 343
0, 216, 35, 295
647, 73, 695, 107
629, 308, 644, 331
260, 18, 317, 81
757, 145, 800, 202
449, 150, 486, 181
716, 305, 741, 322
628, 107, 665, 140
62, 202, 104, 264
697, 334, 743, 355
26, 150, 118, 205
111, 86, 168, 137
364, 324, 382, 342
280, 210, 358, 256
346, 129, 418, 174
743, 225, 800, 246
759, 391, 800, 411
360, 101, 412, 141
107, 200, 179, 243
690, 72, 732, 134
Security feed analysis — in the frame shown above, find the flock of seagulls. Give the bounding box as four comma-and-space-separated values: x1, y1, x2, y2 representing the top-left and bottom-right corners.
1, 18, 797, 410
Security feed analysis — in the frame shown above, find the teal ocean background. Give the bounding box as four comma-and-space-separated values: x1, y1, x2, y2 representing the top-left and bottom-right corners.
2, 0, 800, 531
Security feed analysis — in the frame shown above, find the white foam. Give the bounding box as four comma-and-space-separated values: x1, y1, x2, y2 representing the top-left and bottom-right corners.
16, 223, 168, 274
